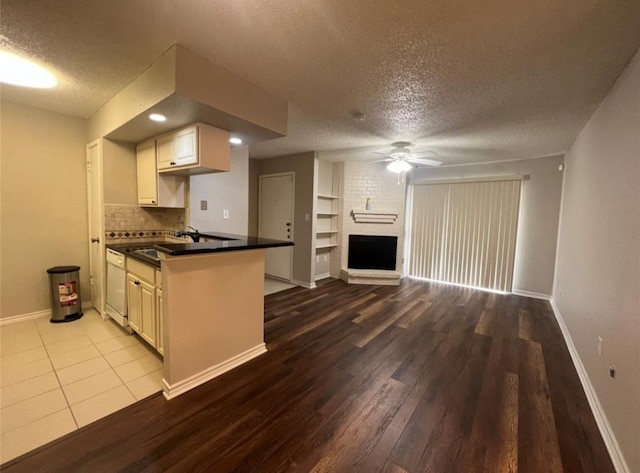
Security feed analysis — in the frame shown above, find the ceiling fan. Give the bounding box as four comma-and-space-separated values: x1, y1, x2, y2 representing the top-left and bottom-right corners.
371, 142, 442, 173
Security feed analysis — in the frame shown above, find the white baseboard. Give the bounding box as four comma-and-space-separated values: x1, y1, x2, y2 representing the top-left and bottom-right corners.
162, 343, 268, 400
291, 279, 317, 289
314, 272, 331, 281
0, 301, 94, 326
549, 299, 630, 473
512, 289, 551, 300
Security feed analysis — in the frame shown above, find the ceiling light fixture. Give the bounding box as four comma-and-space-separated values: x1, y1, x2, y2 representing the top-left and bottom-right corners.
229, 137, 242, 145
0, 51, 57, 88
387, 159, 412, 173
149, 113, 166, 122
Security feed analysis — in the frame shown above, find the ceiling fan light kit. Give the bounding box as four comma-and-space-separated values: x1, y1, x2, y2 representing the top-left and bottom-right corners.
371, 142, 442, 173
387, 159, 413, 173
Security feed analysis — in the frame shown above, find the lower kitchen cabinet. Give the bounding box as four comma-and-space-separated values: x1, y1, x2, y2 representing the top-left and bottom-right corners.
156, 288, 164, 356
126, 259, 163, 355
127, 273, 142, 333
138, 279, 156, 347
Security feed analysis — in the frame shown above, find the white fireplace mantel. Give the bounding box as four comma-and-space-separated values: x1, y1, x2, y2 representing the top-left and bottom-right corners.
351, 210, 398, 224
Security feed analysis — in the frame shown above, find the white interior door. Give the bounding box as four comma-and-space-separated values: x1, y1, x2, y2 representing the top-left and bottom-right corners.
86, 140, 105, 315
259, 173, 294, 281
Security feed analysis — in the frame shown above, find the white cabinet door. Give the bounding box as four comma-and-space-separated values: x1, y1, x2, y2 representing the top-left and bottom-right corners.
157, 127, 197, 170
173, 127, 197, 167
156, 288, 164, 356
136, 141, 158, 205
137, 139, 185, 208
156, 135, 174, 170
127, 274, 141, 332
127, 274, 156, 348
139, 280, 156, 347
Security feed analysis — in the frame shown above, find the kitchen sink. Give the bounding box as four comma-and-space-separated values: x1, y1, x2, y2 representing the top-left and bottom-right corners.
134, 248, 160, 261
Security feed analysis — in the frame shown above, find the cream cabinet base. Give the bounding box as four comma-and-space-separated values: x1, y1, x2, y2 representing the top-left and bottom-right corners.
159, 249, 266, 398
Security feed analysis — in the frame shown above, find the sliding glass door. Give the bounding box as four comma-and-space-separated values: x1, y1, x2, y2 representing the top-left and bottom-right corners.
407, 178, 521, 292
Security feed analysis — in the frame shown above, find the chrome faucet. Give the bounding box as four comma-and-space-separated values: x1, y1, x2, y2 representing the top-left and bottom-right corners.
176, 226, 201, 242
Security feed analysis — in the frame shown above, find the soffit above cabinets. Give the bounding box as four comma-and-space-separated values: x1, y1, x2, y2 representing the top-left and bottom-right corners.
90, 45, 288, 145
105, 93, 284, 145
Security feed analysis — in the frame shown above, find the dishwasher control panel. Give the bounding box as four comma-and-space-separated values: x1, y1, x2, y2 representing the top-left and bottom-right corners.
106, 249, 125, 269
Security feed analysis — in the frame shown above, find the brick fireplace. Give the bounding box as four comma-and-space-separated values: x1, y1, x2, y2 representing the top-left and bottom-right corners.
331, 161, 406, 285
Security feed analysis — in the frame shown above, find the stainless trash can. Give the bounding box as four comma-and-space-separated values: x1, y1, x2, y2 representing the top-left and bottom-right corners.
47, 266, 84, 323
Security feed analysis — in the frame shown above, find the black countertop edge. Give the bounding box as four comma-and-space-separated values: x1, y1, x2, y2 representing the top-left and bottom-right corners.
153, 234, 293, 256
198, 231, 246, 240
106, 242, 163, 268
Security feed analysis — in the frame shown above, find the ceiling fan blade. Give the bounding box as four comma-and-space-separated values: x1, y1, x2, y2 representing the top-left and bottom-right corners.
411, 150, 439, 158
408, 157, 442, 167
369, 157, 393, 163
370, 150, 396, 157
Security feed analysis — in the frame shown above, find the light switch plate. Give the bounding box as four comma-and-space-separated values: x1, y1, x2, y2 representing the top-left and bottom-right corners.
200, 200, 207, 210
223, 209, 230, 220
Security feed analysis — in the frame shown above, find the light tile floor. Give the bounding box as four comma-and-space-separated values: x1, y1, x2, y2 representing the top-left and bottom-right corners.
264, 276, 296, 295
0, 279, 296, 464
0, 311, 163, 464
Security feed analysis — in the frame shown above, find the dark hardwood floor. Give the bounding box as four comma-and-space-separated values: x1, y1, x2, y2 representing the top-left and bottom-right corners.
2, 278, 614, 472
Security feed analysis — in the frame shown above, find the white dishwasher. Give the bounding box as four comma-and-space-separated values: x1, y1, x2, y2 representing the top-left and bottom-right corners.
106, 248, 128, 328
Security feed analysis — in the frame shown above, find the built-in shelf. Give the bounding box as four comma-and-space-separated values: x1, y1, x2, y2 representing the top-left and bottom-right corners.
315, 161, 340, 279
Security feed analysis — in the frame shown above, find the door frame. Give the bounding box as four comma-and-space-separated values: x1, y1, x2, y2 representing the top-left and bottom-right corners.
258, 171, 295, 281
86, 139, 106, 316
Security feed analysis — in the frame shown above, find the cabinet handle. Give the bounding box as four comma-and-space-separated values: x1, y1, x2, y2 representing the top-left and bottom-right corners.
134, 281, 140, 286
170, 161, 176, 166
90, 237, 100, 243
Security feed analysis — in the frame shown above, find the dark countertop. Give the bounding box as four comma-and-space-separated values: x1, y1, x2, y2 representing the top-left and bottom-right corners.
154, 232, 293, 256
106, 241, 164, 268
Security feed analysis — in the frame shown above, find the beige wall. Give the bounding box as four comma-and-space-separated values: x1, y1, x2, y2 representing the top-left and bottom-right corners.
190, 146, 249, 234
248, 152, 316, 285
554, 49, 640, 472
103, 139, 137, 205
1, 101, 89, 318
248, 158, 260, 236
412, 155, 563, 296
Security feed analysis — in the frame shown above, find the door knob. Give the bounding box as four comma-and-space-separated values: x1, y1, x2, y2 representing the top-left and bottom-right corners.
286, 222, 291, 226
91, 237, 100, 243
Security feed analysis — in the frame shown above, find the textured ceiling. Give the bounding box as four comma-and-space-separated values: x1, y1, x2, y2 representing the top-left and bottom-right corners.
2, 0, 640, 164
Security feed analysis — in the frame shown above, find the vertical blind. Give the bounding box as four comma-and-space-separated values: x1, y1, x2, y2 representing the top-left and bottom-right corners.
407, 179, 521, 292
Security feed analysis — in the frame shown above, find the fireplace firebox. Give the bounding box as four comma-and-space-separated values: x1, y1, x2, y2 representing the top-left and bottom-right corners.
348, 235, 397, 271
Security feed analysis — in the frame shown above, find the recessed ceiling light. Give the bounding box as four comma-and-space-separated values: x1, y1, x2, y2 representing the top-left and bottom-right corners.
229, 137, 242, 145
0, 51, 57, 88
149, 113, 166, 122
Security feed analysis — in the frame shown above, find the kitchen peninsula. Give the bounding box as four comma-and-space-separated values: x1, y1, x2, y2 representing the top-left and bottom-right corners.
154, 233, 292, 399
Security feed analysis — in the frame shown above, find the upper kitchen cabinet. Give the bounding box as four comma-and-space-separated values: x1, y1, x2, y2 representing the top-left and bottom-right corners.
136, 140, 186, 208
157, 123, 230, 176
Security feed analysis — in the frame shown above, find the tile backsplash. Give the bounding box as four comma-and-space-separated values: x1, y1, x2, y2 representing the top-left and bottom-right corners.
104, 204, 187, 243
